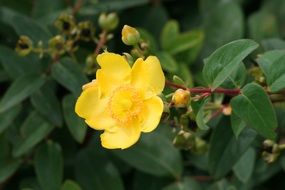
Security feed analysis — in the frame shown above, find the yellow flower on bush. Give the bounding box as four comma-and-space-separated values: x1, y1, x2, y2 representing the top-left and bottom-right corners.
75, 52, 165, 149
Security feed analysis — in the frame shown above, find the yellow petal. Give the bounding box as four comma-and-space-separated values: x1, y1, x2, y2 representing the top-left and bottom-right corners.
131, 56, 165, 97
96, 52, 131, 95
141, 96, 164, 132
100, 124, 141, 149
75, 87, 113, 130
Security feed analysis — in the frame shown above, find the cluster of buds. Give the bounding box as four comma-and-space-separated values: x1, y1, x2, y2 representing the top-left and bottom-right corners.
249, 66, 265, 84
173, 130, 207, 154
262, 139, 285, 163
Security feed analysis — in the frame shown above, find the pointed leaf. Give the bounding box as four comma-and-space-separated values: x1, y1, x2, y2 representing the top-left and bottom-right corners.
202, 39, 258, 89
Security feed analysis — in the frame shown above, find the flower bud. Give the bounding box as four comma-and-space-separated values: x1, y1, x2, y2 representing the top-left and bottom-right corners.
78, 21, 94, 41
121, 25, 140, 46
98, 12, 119, 31
54, 14, 76, 35
173, 130, 195, 150
48, 35, 66, 56
15, 36, 33, 56
172, 89, 190, 107
222, 105, 232, 115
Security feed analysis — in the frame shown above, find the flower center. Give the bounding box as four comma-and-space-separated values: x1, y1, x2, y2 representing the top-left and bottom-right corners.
109, 85, 143, 124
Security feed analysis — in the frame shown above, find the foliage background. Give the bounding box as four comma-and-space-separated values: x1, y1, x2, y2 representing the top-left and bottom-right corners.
0, 0, 285, 189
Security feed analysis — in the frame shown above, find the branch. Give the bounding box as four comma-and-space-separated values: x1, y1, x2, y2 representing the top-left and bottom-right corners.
166, 80, 241, 96
94, 30, 108, 55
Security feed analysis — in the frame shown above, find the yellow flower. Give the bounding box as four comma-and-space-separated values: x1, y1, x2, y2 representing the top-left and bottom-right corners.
75, 52, 165, 149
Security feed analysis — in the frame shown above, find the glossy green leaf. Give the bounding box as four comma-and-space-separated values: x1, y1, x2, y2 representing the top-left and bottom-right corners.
0, 105, 21, 134
0, 46, 42, 79
62, 94, 87, 143
208, 117, 256, 179
256, 50, 285, 92
13, 111, 53, 157
60, 180, 82, 190
230, 83, 277, 139
35, 141, 63, 190
51, 58, 88, 96
156, 51, 178, 73
163, 177, 202, 190
31, 82, 63, 126
203, 39, 258, 89
75, 147, 124, 190
221, 63, 247, 89
112, 131, 182, 178
161, 20, 179, 51
233, 148, 256, 183
0, 74, 45, 113
0, 7, 51, 42
230, 112, 246, 138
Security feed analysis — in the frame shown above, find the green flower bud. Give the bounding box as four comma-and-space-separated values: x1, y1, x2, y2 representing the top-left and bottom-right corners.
192, 137, 208, 154
48, 35, 66, 56
54, 14, 76, 35
15, 36, 33, 56
78, 21, 94, 41
121, 25, 140, 46
173, 130, 195, 150
98, 12, 119, 31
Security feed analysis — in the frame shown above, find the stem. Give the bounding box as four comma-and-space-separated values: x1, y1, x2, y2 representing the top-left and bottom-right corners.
94, 30, 108, 56
166, 80, 241, 96
72, 0, 84, 15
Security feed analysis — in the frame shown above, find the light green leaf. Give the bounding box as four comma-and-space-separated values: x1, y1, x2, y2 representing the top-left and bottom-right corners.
156, 51, 178, 73
191, 98, 210, 130
62, 94, 87, 143
161, 20, 180, 51
0, 105, 21, 134
75, 147, 124, 190
13, 111, 53, 157
163, 177, 202, 190
35, 141, 63, 190
256, 50, 285, 92
31, 82, 63, 126
60, 180, 82, 190
230, 83, 277, 139
233, 148, 256, 183
0, 74, 45, 113
202, 39, 258, 89
112, 131, 182, 178
208, 117, 256, 179
51, 58, 88, 96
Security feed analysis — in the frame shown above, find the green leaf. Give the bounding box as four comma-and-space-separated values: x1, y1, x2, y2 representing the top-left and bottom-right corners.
230, 83, 277, 139
248, 11, 280, 42
221, 63, 247, 89
168, 30, 204, 56
13, 111, 53, 157
51, 58, 88, 96
0, 105, 21, 134
161, 20, 180, 51
156, 51, 178, 73
133, 172, 170, 190
60, 180, 82, 190
31, 82, 63, 126
0, 7, 51, 42
32, 0, 65, 18
112, 131, 182, 178
0, 46, 42, 79
208, 117, 256, 179
233, 148, 256, 183
0, 159, 21, 183
261, 38, 285, 51
75, 147, 124, 190
191, 98, 210, 130
256, 50, 285, 92
35, 141, 63, 190
0, 74, 45, 113
202, 2, 244, 57
202, 39, 258, 89
163, 177, 202, 190
230, 112, 246, 138
62, 94, 87, 143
